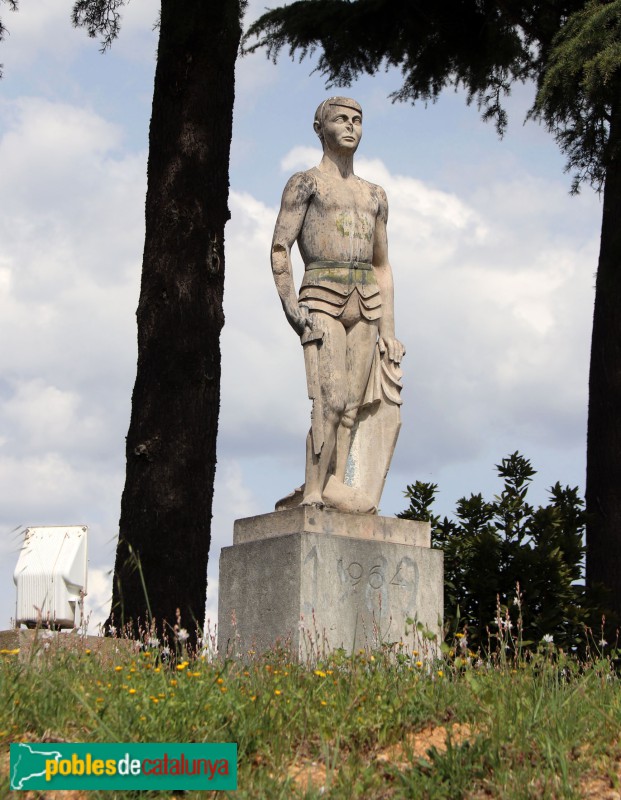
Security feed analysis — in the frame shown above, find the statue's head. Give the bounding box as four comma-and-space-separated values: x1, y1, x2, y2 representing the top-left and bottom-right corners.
314, 97, 363, 151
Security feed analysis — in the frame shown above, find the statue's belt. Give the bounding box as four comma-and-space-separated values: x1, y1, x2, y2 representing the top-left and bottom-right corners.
306, 260, 373, 271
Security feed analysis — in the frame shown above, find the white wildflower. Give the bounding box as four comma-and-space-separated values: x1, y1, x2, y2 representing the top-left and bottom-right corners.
542, 634, 554, 644
176, 628, 189, 643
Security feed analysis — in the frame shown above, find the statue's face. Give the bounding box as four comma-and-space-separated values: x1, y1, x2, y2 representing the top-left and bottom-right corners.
319, 104, 362, 154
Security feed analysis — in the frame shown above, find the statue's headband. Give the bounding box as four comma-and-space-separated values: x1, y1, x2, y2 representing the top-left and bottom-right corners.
314, 97, 363, 130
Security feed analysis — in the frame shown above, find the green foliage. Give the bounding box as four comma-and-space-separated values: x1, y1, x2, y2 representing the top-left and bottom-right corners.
533, 0, 621, 191
72, 0, 126, 52
244, 0, 534, 135
399, 453, 596, 651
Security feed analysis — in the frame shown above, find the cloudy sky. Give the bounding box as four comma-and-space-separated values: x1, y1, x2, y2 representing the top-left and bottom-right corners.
0, 0, 602, 634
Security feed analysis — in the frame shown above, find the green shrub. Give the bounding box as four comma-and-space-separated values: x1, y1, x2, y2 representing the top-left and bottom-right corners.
398, 452, 598, 651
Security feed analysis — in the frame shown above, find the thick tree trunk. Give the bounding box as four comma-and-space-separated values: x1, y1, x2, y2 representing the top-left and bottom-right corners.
586, 103, 621, 622
106, 0, 243, 646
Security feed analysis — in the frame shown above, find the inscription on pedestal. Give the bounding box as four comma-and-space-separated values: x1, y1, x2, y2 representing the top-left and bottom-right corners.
219, 516, 443, 660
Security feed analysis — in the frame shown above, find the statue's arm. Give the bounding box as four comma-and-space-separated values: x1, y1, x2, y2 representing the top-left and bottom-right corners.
373, 187, 405, 364
271, 171, 314, 335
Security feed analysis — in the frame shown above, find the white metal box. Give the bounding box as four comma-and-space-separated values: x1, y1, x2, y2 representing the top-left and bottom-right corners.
13, 525, 88, 629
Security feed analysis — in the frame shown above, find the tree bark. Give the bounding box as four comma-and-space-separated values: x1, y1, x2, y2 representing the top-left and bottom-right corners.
586, 101, 621, 622
106, 0, 244, 646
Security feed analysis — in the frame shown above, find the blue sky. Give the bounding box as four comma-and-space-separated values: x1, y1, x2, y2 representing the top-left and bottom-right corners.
0, 0, 602, 633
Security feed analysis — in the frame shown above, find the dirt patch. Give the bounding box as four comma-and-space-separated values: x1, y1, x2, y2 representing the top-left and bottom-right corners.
375, 722, 474, 770
281, 723, 474, 794
287, 759, 329, 793
579, 750, 621, 800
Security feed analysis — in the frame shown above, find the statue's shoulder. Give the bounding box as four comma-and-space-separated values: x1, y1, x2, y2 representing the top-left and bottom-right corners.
362, 178, 388, 205
283, 168, 318, 197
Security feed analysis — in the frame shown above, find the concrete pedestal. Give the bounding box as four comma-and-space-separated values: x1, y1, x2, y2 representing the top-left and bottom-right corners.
218, 507, 443, 660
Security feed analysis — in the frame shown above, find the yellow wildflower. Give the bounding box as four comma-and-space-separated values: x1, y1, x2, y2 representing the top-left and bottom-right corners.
314, 669, 326, 678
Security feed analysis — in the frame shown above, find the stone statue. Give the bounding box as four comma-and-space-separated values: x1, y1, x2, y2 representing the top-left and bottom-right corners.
271, 97, 405, 514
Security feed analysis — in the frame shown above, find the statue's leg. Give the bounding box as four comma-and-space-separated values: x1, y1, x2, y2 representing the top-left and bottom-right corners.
302, 312, 346, 506
334, 318, 379, 483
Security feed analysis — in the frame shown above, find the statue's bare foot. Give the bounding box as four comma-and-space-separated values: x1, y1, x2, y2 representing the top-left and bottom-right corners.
300, 490, 325, 508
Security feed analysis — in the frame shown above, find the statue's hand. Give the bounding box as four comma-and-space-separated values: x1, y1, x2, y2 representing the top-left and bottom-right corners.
286, 302, 311, 336
379, 336, 405, 364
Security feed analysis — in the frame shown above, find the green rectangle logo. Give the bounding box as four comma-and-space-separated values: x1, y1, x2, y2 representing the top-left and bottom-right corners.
10, 742, 237, 791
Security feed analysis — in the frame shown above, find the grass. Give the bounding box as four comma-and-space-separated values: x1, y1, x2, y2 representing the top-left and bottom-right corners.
1, 629, 620, 799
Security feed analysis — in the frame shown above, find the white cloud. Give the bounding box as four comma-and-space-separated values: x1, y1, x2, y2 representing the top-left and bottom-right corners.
280, 146, 322, 172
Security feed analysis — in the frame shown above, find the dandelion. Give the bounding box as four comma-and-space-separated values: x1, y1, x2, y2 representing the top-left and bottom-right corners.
176, 662, 189, 671
314, 670, 326, 678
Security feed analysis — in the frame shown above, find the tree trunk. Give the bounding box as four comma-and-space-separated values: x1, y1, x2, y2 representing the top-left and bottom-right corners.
586, 102, 621, 623
106, 0, 244, 647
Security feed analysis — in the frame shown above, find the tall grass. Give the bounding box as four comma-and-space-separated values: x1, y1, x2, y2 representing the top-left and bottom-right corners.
1, 625, 620, 799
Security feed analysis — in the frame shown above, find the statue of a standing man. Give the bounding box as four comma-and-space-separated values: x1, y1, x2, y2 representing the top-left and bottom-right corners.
271, 97, 405, 512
